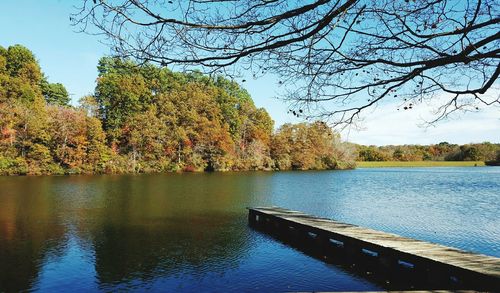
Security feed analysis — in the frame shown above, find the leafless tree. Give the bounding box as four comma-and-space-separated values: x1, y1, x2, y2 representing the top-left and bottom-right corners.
73, 0, 500, 126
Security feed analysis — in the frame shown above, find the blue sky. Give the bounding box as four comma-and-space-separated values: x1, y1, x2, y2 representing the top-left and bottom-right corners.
1, 0, 498, 145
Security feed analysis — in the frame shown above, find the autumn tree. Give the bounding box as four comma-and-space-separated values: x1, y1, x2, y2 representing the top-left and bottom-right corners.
1, 45, 356, 175
0, 45, 108, 175
92, 57, 278, 171
0, 45, 51, 174
357, 146, 391, 161
46, 106, 109, 173
354, 142, 500, 162
271, 122, 354, 170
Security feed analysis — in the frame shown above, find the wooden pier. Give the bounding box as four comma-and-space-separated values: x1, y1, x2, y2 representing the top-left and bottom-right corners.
248, 207, 500, 291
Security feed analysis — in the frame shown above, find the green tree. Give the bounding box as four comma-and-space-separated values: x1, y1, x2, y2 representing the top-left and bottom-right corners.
41, 77, 70, 105
4, 45, 40, 84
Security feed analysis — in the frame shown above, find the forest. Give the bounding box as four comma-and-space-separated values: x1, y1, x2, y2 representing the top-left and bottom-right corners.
355, 143, 500, 163
0, 45, 354, 175
0, 45, 498, 176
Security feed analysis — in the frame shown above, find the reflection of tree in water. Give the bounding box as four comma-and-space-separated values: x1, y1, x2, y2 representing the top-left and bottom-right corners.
92, 212, 249, 288
82, 173, 268, 288
0, 178, 66, 292
0, 173, 270, 291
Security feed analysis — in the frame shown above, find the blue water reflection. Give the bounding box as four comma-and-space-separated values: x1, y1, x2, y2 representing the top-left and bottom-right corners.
0, 167, 498, 292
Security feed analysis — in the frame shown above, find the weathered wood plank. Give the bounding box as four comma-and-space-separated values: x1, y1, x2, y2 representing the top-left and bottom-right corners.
248, 206, 500, 290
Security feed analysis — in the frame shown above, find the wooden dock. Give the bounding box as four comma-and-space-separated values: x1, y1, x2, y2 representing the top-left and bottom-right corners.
248, 207, 500, 291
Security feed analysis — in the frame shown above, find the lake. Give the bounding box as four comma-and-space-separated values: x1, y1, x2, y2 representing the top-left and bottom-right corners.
0, 167, 499, 292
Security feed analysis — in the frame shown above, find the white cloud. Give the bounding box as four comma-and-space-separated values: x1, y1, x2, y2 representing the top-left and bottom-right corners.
341, 97, 500, 145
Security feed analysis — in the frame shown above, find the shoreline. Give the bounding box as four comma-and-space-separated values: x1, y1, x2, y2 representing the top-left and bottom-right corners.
356, 161, 486, 168
1, 161, 494, 176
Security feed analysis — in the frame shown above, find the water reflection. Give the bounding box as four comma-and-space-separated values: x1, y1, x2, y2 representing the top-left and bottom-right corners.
0, 174, 277, 291
84, 174, 267, 290
1, 168, 498, 292
90, 210, 249, 288
0, 177, 66, 292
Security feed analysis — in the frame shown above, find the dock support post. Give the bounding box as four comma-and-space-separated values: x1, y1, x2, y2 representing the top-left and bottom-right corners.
248, 209, 257, 226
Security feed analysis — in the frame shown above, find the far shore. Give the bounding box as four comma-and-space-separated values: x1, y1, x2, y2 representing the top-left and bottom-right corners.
356, 161, 486, 168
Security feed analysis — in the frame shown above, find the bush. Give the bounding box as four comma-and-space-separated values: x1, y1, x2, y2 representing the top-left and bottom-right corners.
46, 163, 65, 175
0, 156, 28, 175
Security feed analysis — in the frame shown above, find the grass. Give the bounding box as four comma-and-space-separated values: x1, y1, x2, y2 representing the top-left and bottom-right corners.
356, 161, 485, 168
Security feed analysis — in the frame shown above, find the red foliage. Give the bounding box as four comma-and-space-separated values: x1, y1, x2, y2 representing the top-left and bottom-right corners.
183, 165, 195, 172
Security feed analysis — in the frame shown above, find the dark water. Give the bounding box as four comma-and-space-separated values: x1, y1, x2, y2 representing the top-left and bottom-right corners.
0, 167, 499, 292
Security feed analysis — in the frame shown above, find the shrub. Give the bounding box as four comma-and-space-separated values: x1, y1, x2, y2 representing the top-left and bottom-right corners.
0, 156, 28, 175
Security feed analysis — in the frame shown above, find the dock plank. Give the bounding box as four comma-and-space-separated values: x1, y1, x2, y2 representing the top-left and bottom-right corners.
249, 206, 500, 282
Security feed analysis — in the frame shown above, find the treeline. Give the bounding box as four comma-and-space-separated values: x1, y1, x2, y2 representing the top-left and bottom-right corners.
0, 45, 354, 175
356, 142, 500, 162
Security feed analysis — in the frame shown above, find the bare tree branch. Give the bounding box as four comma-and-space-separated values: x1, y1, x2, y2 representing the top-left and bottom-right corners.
73, 0, 500, 126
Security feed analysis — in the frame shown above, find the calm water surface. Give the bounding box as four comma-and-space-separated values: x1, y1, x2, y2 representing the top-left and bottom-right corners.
0, 167, 499, 292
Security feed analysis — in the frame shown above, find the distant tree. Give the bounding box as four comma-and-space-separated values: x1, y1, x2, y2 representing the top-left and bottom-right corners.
393, 148, 406, 161
357, 146, 390, 161
41, 77, 70, 105
73, 0, 500, 126
463, 145, 480, 161
271, 122, 354, 170
78, 95, 100, 118
354, 142, 499, 162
